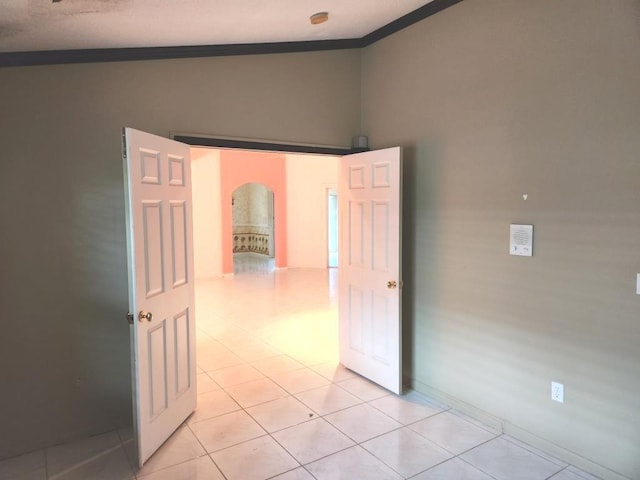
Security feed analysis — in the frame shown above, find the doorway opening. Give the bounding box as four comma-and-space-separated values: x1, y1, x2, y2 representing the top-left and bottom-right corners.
190, 146, 344, 383
189, 144, 402, 395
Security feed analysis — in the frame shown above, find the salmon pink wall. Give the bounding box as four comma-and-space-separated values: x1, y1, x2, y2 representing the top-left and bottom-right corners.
220, 150, 287, 274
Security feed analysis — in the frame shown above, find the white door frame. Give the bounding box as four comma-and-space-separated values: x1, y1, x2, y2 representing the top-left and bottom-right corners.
325, 186, 339, 268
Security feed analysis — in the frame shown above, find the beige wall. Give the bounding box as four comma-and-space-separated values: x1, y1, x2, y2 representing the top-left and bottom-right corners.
0, 50, 361, 459
361, 1, 640, 479
286, 154, 339, 268
192, 147, 222, 279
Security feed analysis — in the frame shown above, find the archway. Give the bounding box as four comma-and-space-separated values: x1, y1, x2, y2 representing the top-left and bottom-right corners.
232, 182, 275, 272
219, 149, 287, 274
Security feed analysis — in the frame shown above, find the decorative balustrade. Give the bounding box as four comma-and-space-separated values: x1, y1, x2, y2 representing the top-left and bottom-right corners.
232, 224, 270, 255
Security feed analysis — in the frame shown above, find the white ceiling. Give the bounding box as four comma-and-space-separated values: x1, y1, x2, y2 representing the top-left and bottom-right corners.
1, 0, 434, 53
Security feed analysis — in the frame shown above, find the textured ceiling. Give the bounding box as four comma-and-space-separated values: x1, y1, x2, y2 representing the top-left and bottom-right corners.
1, 0, 435, 53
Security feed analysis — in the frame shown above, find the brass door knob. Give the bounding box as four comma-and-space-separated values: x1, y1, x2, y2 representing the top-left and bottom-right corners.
387, 281, 397, 289
138, 311, 153, 322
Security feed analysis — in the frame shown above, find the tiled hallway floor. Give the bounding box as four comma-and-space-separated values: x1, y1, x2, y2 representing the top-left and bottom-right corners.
1, 262, 600, 480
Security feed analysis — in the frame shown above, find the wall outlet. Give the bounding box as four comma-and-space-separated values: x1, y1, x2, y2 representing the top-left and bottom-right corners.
551, 381, 564, 403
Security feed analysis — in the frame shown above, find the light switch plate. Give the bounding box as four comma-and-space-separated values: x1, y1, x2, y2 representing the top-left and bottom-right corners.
636, 273, 640, 295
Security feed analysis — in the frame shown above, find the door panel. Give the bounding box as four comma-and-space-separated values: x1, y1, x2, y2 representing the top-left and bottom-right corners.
174, 310, 192, 396
124, 128, 196, 467
348, 285, 365, 353
372, 201, 390, 270
148, 321, 168, 419
170, 201, 188, 287
169, 155, 186, 186
349, 201, 365, 266
142, 201, 165, 297
339, 147, 402, 395
372, 293, 391, 363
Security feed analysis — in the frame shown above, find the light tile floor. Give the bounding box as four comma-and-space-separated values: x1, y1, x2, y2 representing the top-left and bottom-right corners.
0, 258, 602, 480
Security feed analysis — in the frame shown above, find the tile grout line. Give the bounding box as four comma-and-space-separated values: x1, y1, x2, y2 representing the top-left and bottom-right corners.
184, 420, 230, 480
450, 438, 503, 480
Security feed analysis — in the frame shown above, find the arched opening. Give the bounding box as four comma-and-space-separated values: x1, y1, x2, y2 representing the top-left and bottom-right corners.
232, 182, 275, 273
219, 149, 287, 274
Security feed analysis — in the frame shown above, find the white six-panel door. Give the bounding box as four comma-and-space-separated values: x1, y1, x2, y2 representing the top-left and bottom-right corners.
339, 147, 403, 394
123, 128, 196, 467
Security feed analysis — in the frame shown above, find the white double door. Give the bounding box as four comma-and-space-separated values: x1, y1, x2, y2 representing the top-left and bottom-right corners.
124, 129, 402, 465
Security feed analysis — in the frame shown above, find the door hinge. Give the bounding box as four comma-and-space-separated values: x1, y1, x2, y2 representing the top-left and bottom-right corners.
127, 312, 134, 324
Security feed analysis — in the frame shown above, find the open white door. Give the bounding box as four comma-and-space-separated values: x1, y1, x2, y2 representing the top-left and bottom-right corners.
339, 147, 402, 394
123, 128, 196, 467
